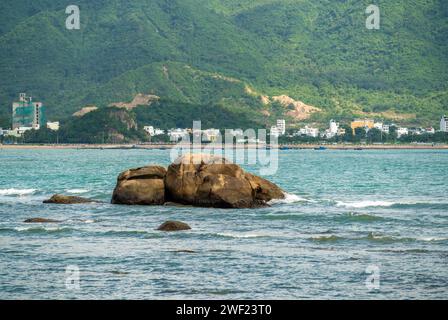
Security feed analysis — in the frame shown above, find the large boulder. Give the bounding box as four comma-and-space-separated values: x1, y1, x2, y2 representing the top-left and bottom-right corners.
43, 194, 98, 204
164, 154, 285, 208
112, 166, 166, 205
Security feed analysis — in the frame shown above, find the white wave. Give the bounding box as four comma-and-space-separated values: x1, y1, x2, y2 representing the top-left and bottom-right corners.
418, 236, 448, 242
216, 232, 268, 239
0, 188, 36, 196
66, 189, 89, 194
269, 193, 310, 205
336, 200, 395, 208
15, 226, 55, 231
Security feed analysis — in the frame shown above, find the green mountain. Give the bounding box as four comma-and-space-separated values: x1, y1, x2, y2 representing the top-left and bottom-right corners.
0, 0, 447, 128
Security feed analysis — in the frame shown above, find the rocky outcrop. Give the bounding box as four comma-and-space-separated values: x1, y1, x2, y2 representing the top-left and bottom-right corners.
111, 154, 285, 208
43, 194, 98, 204
165, 154, 284, 208
24, 218, 61, 223
157, 221, 191, 232
112, 166, 166, 205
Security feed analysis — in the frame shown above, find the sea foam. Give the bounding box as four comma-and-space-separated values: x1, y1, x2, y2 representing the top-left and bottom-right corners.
336, 200, 395, 208
0, 188, 36, 196
66, 189, 90, 194
269, 193, 310, 205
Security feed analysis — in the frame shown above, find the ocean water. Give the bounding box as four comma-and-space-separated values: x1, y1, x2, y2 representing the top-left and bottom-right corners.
0, 148, 447, 299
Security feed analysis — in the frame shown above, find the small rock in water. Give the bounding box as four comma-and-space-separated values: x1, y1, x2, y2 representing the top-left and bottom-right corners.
24, 218, 61, 223
174, 249, 196, 253
43, 194, 98, 204
157, 220, 191, 232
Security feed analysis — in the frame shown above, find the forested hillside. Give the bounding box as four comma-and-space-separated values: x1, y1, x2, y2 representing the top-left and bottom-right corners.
0, 0, 446, 128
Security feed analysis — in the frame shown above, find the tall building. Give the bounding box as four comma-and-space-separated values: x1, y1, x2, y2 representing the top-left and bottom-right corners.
329, 119, 339, 136
276, 119, 286, 135
440, 115, 447, 132
12, 93, 46, 130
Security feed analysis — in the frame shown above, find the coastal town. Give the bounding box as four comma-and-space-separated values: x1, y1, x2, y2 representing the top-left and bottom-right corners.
0, 93, 447, 147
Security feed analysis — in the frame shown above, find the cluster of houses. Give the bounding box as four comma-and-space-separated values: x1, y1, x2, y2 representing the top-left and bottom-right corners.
280, 116, 447, 140
143, 125, 264, 143
143, 126, 223, 143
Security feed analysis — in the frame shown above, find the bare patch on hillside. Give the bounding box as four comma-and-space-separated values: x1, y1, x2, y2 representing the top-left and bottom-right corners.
272, 95, 321, 120
260, 95, 271, 105
73, 105, 98, 117
109, 94, 160, 110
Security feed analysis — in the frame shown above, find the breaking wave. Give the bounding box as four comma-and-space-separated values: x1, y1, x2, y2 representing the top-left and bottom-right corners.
269, 193, 311, 205
0, 188, 37, 196
215, 232, 270, 239
0, 226, 74, 234
336, 200, 395, 208
66, 189, 90, 194
335, 199, 448, 209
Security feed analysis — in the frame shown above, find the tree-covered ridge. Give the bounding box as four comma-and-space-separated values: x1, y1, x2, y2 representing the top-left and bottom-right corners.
0, 0, 446, 128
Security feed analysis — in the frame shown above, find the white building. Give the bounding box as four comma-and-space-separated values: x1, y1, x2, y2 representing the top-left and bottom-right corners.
202, 129, 221, 142
425, 127, 435, 134
276, 119, 286, 135
374, 122, 383, 130
168, 128, 189, 142
47, 121, 60, 131
396, 127, 409, 138
5, 127, 32, 138
144, 126, 164, 136
381, 124, 390, 134
0, 128, 4, 136
440, 115, 447, 132
329, 119, 339, 136
227, 129, 244, 137
296, 126, 319, 138
144, 126, 155, 136
270, 126, 281, 137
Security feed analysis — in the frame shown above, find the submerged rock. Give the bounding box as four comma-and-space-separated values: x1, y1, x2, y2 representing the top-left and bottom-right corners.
157, 220, 191, 232
111, 166, 166, 205
174, 249, 196, 253
43, 194, 99, 204
24, 218, 61, 223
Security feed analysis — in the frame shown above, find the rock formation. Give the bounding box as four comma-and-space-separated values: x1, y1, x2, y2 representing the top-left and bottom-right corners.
111, 154, 285, 208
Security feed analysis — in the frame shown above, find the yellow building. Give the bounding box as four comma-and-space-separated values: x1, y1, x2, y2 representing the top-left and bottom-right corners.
351, 119, 374, 134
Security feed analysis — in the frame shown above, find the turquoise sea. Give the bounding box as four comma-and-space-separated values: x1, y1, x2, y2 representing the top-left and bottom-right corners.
0, 149, 447, 299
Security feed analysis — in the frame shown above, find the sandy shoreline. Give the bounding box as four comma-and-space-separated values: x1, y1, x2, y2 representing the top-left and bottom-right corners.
1, 143, 447, 150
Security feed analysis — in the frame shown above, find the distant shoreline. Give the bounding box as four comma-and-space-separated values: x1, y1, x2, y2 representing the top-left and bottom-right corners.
1, 143, 448, 150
